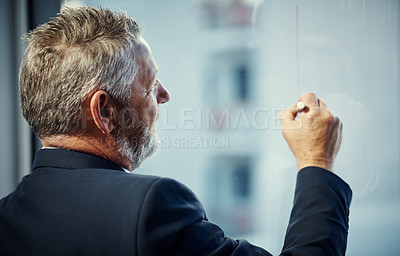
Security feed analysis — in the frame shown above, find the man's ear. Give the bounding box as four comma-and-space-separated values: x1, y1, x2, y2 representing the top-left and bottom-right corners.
89, 90, 117, 134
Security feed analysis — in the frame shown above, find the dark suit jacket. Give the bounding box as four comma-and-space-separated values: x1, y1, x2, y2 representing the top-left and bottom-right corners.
0, 149, 352, 255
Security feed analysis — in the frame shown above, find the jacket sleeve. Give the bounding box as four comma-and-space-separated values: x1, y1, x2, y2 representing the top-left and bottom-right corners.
136, 177, 272, 256
280, 167, 352, 256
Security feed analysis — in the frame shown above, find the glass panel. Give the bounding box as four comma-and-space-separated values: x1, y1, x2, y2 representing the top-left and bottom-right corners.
80, 0, 400, 254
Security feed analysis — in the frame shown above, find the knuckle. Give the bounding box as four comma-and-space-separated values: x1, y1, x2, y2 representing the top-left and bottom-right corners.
307, 92, 317, 101
304, 92, 315, 97
319, 98, 327, 107
300, 92, 317, 106
324, 110, 335, 122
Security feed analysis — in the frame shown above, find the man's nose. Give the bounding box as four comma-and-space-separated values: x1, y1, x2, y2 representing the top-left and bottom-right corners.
156, 80, 170, 104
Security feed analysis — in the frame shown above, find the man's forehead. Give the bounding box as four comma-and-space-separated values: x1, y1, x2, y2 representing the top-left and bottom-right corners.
139, 36, 151, 50
133, 37, 158, 85
134, 37, 152, 57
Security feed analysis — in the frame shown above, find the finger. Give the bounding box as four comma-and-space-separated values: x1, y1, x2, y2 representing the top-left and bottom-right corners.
320, 99, 338, 120
280, 103, 298, 121
319, 98, 328, 109
298, 92, 319, 113
298, 92, 318, 108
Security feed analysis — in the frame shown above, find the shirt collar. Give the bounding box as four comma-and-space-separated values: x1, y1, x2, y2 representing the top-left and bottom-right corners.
32, 148, 125, 173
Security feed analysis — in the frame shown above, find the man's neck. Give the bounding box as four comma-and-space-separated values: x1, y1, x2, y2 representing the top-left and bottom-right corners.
41, 134, 133, 171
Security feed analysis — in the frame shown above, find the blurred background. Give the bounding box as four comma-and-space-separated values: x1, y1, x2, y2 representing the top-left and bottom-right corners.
0, 0, 399, 255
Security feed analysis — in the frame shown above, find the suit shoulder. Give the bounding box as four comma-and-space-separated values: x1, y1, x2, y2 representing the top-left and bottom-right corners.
141, 176, 205, 217
145, 176, 198, 199
102, 172, 197, 201
119, 173, 191, 193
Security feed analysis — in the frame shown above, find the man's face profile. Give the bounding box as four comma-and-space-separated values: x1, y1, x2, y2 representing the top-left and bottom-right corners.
114, 37, 169, 170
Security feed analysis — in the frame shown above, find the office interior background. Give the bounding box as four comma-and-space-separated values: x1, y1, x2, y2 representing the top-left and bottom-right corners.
0, 0, 399, 255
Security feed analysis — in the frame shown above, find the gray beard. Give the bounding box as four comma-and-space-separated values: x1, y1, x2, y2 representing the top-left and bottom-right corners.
115, 123, 159, 171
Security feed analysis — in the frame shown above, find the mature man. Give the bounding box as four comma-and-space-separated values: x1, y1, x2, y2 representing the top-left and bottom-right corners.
0, 7, 351, 256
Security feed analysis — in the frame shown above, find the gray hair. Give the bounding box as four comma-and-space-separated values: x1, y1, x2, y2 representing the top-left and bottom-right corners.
19, 7, 141, 138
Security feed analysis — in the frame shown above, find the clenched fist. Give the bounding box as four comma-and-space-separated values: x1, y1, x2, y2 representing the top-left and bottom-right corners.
280, 92, 343, 171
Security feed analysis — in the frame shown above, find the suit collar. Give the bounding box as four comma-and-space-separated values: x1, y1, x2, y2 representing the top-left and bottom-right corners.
32, 148, 124, 172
